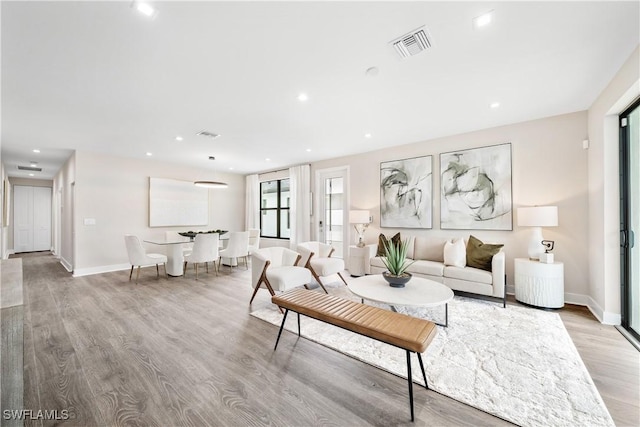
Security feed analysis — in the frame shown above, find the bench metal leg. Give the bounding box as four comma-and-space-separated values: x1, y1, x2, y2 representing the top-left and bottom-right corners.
417, 353, 428, 389
406, 350, 414, 422
297, 313, 301, 336
274, 309, 289, 351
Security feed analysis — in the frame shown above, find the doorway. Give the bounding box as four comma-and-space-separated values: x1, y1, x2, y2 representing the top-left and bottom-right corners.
13, 185, 52, 253
620, 97, 640, 342
315, 167, 349, 259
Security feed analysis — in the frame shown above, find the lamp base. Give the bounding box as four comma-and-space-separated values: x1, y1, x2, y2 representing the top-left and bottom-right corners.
527, 227, 545, 260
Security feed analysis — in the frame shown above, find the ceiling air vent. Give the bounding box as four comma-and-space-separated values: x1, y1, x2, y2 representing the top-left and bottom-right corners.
196, 130, 221, 139
391, 26, 433, 59
18, 165, 42, 172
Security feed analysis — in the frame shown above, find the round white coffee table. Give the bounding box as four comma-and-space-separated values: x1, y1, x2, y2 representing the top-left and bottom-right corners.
348, 274, 454, 327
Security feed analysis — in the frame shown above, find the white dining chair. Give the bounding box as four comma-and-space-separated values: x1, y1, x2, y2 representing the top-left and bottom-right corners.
183, 233, 219, 279
124, 235, 168, 283
219, 231, 249, 272
247, 228, 261, 255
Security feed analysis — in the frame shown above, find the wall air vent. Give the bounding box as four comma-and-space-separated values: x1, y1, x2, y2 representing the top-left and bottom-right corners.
196, 130, 221, 139
391, 26, 433, 59
18, 165, 42, 172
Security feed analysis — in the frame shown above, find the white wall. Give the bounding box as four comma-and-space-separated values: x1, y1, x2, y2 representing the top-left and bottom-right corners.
0, 163, 7, 259
588, 45, 640, 324
311, 111, 590, 300
53, 153, 76, 271
70, 151, 245, 275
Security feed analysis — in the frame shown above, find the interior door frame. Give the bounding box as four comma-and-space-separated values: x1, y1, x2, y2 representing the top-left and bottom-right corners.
314, 166, 350, 259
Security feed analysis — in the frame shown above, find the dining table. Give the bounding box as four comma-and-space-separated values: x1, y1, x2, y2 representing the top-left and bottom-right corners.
143, 238, 192, 276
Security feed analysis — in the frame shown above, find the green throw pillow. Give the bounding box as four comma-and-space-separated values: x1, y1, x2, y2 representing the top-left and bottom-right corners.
466, 235, 503, 272
377, 232, 401, 257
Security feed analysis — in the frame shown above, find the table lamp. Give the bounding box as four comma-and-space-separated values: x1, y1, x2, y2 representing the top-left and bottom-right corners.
349, 210, 372, 248
517, 206, 558, 261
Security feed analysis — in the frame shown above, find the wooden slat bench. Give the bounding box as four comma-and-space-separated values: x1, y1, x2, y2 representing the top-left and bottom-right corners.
271, 288, 438, 422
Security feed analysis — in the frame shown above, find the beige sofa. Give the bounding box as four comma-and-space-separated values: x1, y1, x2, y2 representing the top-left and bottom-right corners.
364, 236, 506, 306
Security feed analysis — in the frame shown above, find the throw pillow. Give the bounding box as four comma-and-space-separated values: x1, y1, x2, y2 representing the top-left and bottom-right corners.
466, 235, 503, 272
444, 238, 466, 268
377, 232, 401, 257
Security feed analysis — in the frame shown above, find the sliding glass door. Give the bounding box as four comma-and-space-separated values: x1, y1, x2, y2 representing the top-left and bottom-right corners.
620, 98, 640, 341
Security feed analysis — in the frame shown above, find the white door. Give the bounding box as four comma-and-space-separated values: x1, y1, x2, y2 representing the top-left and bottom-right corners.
13, 185, 52, 253
13, 186, 33, 252
315, 167, 349, 259
33, 187, 52, 251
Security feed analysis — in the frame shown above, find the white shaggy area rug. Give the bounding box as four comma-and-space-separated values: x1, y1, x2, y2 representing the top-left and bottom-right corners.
250, 283, 614, 427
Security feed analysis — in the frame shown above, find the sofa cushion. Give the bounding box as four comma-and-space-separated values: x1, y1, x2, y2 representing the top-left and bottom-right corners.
466, 235, 503, 272
370, 256, 388, 270
444, 238, 466, 268
443, 265, 492, 284
376, 233, 401, 257
406, 260, 445, 277
413, 236, 447, 262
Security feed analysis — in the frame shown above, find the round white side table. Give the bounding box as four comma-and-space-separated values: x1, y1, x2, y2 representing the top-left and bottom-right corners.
514, 258, 564, 309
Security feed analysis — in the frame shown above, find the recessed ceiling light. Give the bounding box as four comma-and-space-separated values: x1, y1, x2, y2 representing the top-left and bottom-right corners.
364, 133, 372, 138
175, 136, 183, 141
132, 1, 158, 18
28, 173, 34, 177
490, 102, 500, 109
265, 158, 271, 162
473, 11, 493, 28
297, 93, 308, 102
32, 149, 40, 153
146, 152, 153, 156
229, 167, 234, 170
30, 163, 37, 167
306, 148, 312, 152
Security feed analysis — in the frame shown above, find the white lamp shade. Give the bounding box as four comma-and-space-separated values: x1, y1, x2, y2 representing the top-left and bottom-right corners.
349, 210, 371, 224
517, 206, 558, 227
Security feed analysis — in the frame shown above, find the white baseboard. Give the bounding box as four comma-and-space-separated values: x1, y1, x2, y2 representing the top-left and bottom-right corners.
569, 294, 622, 325
72, 263, 131, 277
4, 249, 15, 259
507, 287, 620, 325
59, 257, 73, 273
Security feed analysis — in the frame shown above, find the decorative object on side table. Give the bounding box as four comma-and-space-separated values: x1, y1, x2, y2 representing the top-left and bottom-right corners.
517, 205, 558, 260
539, 240, 555, 263
381, 238, 414, 287
349, 210, 371, 248
179, 229, 228, 241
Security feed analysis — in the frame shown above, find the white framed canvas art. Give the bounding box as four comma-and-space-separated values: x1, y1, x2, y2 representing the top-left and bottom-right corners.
440, 143, 512, 230
380, 155, 432, 229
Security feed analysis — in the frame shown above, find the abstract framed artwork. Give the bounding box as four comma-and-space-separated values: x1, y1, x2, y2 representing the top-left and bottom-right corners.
380, 155, 432, 229
440, 143, 512, 230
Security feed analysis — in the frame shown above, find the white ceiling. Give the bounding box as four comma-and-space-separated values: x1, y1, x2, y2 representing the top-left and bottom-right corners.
2, 1, 639, 179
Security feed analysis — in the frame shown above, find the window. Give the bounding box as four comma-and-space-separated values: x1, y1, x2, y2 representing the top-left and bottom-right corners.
260, 179, 290, 239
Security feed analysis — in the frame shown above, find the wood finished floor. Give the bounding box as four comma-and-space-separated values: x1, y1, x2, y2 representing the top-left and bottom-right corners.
15, 252, 640, 427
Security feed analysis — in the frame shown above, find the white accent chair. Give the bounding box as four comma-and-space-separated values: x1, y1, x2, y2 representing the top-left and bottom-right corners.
124, 235, 168, 283
297, 241, 348, 293
219, 231, 249, 271
249, 247, 311, 310
247, 228, 260, 255
183, 233, 220, 279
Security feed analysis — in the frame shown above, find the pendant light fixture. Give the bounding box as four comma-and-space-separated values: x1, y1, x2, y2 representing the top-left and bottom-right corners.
194, 155, 228, 189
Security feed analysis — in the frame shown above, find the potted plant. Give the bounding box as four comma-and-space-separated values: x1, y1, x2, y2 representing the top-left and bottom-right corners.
381, 238, 414, 287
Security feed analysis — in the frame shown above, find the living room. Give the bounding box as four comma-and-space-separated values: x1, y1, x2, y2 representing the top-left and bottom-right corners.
1, 1, 639, 426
